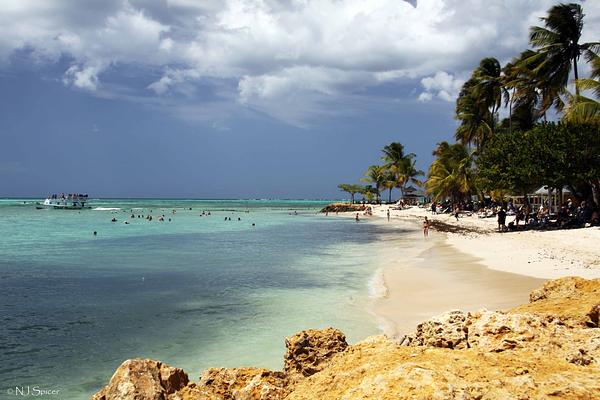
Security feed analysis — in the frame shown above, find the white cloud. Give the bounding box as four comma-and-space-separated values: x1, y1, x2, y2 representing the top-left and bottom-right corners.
0, 0, 598, 124
419, 71, 465, 102
63, 63, 103, 90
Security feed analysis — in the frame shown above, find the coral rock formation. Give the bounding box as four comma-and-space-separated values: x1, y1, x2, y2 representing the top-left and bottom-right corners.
283, 327, 348, 380
93, 277, 600, 400
91, 359, 189, 400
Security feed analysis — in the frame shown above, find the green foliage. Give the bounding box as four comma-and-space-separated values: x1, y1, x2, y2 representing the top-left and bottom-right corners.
564, 53, 600, 124
337, 183, 364, 203
426, 142, 475, 202
381, 142, 423, 197
362, 165, 387, 202
477, 123, 600, 197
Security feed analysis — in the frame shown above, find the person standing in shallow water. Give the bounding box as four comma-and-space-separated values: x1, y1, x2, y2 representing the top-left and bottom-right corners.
355, 213, 360, 222
423, 217, 429, 237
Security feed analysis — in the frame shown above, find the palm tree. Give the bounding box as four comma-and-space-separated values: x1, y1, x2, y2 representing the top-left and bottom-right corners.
502, 51, 544, 131
396, 154, 424, 196
425, 142, 475, 203
381, 142, 421, 198
455, 58, 504, 150
473, 57, 505, 122
382, 171, 396, 204
360, 185, 378, 203
362, 165, 386, 203
337, 184, 363, 204
529, 3, 599, 96
564, 52, 600, 123
455, 78, 493, 150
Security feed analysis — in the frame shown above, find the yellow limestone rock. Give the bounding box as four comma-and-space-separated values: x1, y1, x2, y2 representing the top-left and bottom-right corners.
93, 278, 600, 400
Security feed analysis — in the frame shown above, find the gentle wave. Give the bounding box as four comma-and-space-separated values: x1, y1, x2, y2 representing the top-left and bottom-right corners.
368, 268, 389, 299
92, 207, 121, 211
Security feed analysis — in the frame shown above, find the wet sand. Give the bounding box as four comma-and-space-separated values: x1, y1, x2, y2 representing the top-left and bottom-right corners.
369, 222, 544, 338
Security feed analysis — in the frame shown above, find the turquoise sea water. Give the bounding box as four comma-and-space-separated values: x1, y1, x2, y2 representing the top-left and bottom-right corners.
0, 199, 387, 399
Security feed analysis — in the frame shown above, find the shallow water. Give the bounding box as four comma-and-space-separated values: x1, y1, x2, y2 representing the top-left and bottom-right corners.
0, 199, 384, 399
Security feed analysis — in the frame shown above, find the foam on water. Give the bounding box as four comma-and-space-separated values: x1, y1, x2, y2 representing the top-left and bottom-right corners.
368, 268, 389, 299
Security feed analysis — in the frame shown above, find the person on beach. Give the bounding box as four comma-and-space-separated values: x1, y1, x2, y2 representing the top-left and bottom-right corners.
423, 217, 429, 237
498, 208, 507, 232
355, 213, 360, 222
454, 206, 460, 221
387, 209, 390, 222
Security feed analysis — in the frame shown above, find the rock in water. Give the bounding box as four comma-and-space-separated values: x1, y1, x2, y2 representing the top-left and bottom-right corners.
284, 327, 348, 380
92, 359, 189, 400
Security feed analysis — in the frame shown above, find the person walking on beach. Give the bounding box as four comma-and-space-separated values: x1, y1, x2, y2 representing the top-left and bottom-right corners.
387, 209, 390, 222
423, 217, 429, 237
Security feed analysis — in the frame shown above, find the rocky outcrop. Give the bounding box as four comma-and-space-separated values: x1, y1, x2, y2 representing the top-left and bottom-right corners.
91, 359, 189, 400
170, 368, 287, 400
529, 276, 589, 302
400, 310, 468, 349
93, 277, 600, 400
92, 328, 347, 400
320, 203, 368, 213
516, 276, 600, 327
283, 327, 348, 380
588, 304, 600, 327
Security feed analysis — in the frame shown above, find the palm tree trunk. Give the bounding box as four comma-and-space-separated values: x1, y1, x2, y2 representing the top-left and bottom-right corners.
591, 178, 600, 207
388, 188, 392, 204
573, 57, 580, 96
509, 89, 514, 134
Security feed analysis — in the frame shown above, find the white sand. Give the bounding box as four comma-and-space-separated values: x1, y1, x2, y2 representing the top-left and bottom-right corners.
330, 203, 600, 338
370, 204, 600, 280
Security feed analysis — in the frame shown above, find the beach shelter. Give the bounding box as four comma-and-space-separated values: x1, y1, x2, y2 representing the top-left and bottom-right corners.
401, 186, 427, 205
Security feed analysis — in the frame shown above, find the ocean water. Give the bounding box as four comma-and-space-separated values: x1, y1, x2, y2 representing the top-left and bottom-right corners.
0, 199, 387, 399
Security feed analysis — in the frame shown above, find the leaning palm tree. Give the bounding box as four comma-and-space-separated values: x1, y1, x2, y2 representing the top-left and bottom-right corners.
426, 142, 475, 203
529, 2, 599, 96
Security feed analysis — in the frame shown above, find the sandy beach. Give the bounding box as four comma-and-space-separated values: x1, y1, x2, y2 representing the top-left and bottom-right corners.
372, 204, 600, 279
353, 204, 600, 338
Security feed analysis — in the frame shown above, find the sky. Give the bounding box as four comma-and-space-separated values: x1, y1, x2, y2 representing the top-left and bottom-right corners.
1, 0, 599, 199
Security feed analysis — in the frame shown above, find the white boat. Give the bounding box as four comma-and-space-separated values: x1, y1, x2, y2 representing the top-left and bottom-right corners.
38, 194, 91, 209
